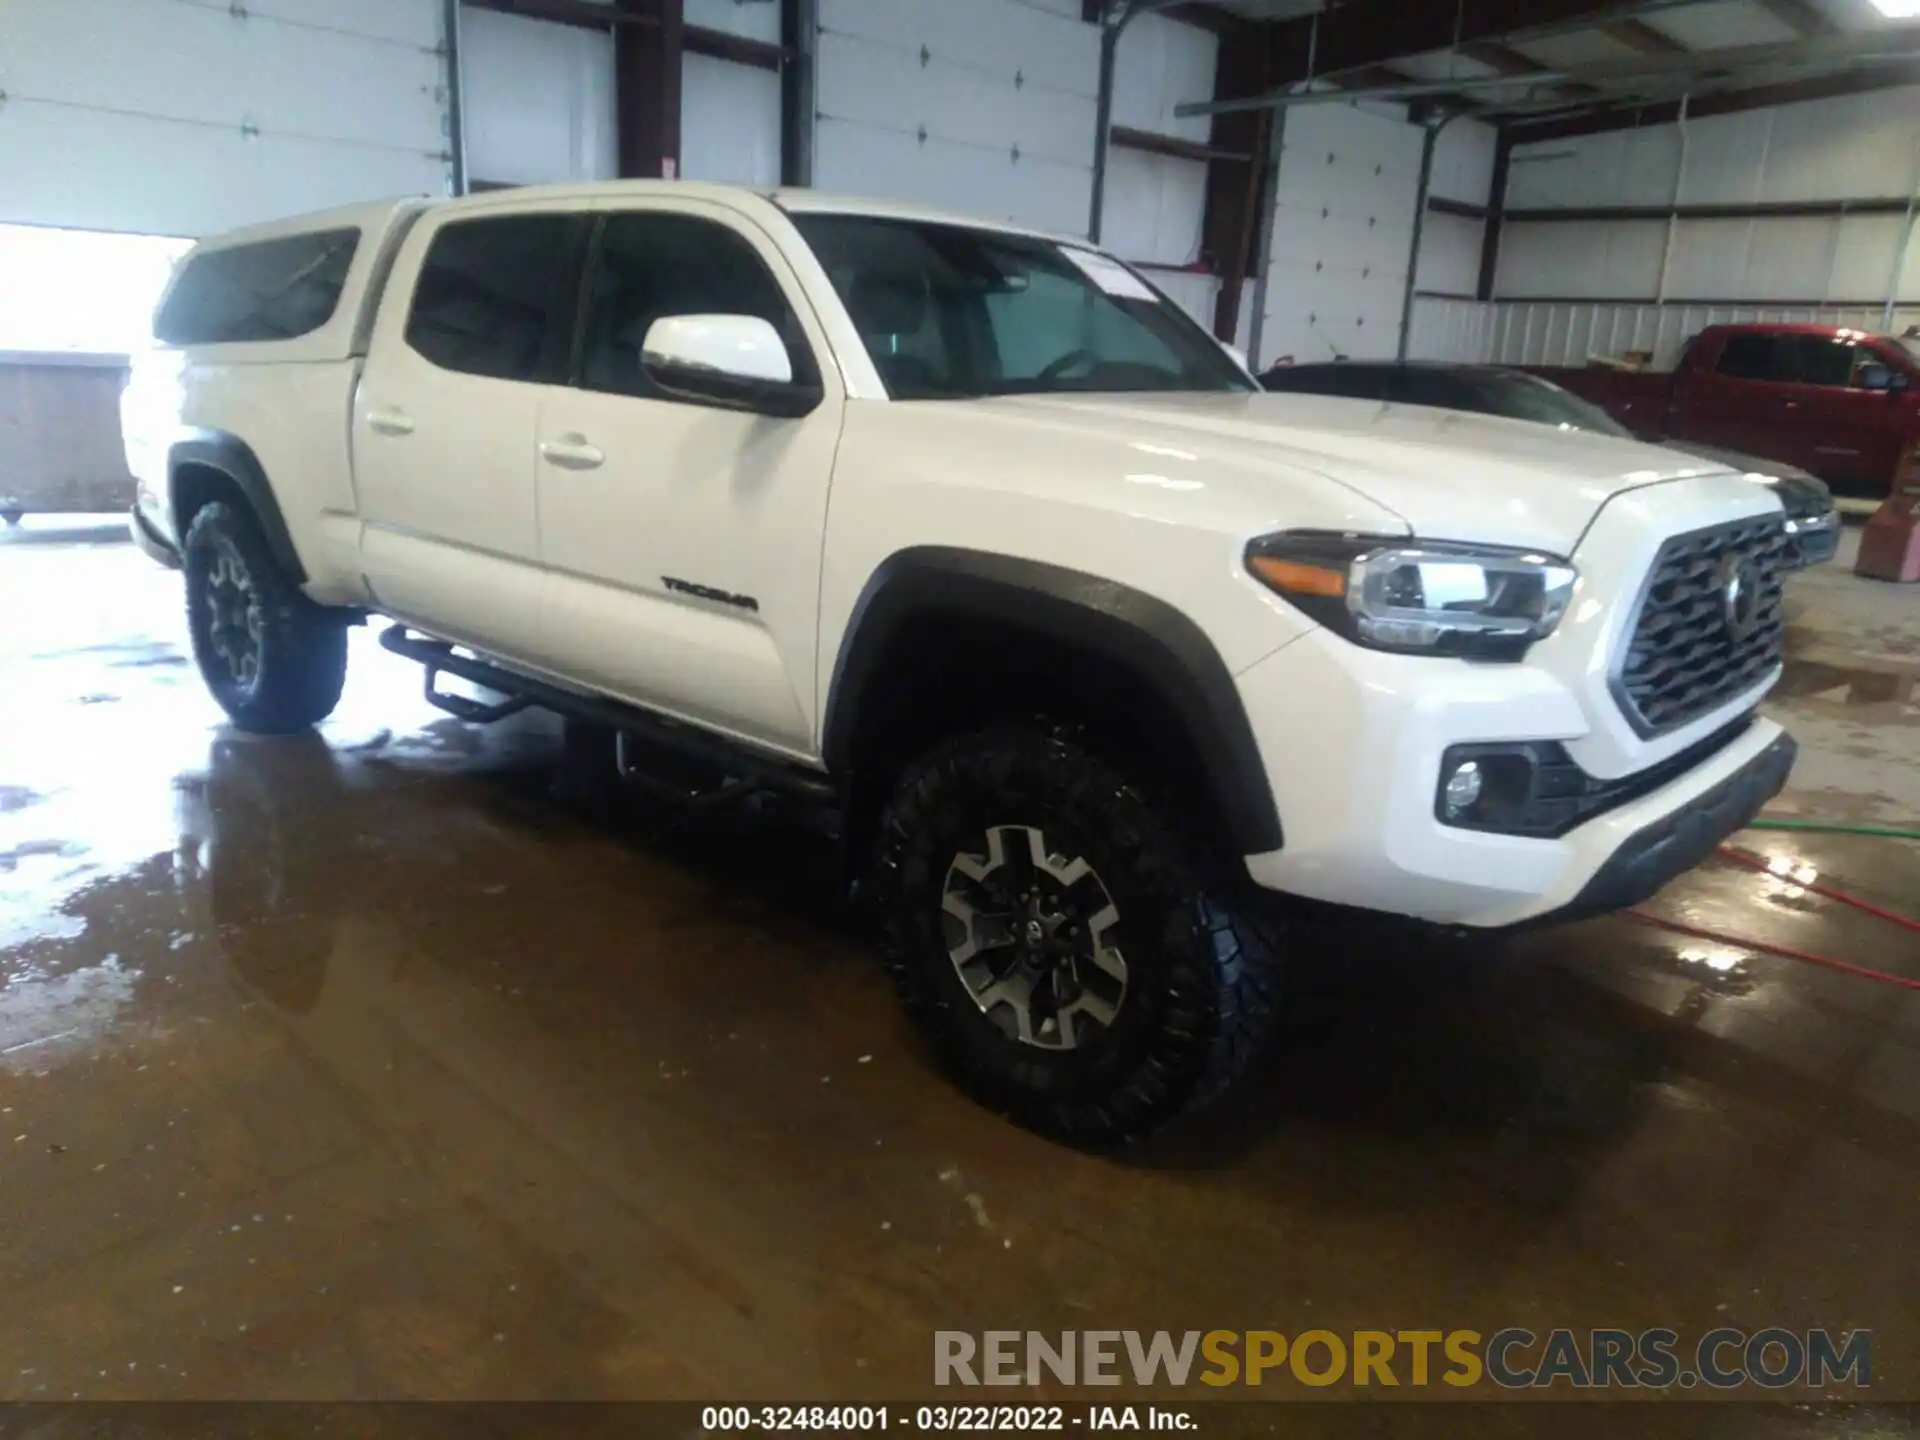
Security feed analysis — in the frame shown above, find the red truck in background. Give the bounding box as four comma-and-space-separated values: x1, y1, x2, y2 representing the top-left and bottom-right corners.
1536, 323, 1920, 496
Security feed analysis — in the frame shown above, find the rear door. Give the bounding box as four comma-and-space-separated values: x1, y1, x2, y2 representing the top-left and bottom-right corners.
531, 198, 844, 758
352, 205, 586, 662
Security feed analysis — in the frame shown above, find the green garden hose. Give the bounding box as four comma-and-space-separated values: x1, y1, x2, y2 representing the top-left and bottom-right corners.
1749, 819, 1920, 842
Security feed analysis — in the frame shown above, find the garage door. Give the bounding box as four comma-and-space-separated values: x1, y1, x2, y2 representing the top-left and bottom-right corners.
0, 0, 451, 238
812, 0, 1098, 237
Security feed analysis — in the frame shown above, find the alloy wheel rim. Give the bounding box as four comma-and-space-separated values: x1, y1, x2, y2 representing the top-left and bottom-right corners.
940, 824, 1127, 1051
205, 548, 264, 693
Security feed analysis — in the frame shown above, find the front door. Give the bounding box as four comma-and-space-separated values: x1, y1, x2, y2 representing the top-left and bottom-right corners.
533, 200, 843, 759
1767, 335, 1909, 489
353, 206, 584, 663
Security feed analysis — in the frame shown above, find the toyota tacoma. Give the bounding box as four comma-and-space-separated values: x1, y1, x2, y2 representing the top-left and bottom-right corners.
124, 182, 1798, 1143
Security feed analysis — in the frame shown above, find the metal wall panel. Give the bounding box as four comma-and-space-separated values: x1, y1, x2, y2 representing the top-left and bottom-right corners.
1147, 270, 1223, 333
1100, 147, 1205, 266
1507, 127, 1682, 210
1487, 300, 1920, 368
462, 7, 618, 187
1502, 87, 1920, 313
681, 54, 783, 188
1496, 218, 1668, 299
0, 0, 447, 236
813, 0, 1098, 235
1516, 90, 1920, 213
1406, 296, 1496, 363
1752, 89, 1920, 203
1430, 119, 1496, 206
1415, 212, 1484, 297
1111, 13, 1217, 145
686, 0, 783, 43
1257, 102, 1426, 365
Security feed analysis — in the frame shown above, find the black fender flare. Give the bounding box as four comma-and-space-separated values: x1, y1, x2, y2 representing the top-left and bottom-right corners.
822, 547, 1283, 856
168, 431, 308, 584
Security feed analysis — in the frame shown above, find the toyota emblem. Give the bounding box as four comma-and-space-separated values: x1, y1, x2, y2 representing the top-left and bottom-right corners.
1715, 553, 1762, 640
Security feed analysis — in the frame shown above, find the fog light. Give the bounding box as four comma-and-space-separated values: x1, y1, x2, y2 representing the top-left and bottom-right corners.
1443, 761, 1483, 817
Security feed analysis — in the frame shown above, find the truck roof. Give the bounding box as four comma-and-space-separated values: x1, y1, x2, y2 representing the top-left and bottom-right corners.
1695, 321, 1890, 341
186, 181, 1089, 255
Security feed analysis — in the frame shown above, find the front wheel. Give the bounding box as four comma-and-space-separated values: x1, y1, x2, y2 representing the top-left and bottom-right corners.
872, 724, 1284, 1146
183, 499, 347, 733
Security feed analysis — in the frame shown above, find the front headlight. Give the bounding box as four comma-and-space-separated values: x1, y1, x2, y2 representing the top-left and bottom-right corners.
1246, 531, 1577, 660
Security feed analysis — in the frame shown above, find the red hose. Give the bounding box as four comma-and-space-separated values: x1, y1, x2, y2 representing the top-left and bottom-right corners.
1626, 911, 1920, 990
1715, 845, 1920, 934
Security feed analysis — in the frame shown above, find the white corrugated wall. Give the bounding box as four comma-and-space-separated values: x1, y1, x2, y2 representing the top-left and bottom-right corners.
1490, 85, 1920, 365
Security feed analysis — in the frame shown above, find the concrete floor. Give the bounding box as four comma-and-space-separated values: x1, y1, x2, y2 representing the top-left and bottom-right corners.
0, 517, 1916, 1424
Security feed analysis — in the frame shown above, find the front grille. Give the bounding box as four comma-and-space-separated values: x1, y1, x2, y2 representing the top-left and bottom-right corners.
1614, 515, 1793, 736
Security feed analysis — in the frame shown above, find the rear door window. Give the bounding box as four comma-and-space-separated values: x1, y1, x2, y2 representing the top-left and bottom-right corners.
155, 229, 359, 345
405, 214, 581, 382
1714, 334, 1790, 382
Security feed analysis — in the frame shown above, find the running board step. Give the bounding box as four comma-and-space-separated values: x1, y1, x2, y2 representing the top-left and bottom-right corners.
378, 624, 837, 808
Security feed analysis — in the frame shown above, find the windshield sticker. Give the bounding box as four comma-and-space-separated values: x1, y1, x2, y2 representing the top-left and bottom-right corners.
1059, 247, 1158, 303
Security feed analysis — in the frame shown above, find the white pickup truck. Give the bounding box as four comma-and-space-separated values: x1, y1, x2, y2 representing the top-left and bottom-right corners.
125, 181, 1796, 1143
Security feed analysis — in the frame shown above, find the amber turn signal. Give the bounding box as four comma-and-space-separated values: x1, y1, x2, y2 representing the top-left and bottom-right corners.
1248, 554, 1347, 598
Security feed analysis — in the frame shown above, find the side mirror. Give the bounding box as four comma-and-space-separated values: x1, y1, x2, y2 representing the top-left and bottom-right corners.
641, 314, 822, 418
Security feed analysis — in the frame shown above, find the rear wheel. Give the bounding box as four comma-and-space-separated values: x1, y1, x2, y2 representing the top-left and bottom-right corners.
183, 500, 347, 733
872, 724, 1283, 1146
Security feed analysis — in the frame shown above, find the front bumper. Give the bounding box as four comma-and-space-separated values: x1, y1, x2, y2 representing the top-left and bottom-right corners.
1528, 731, 1796, 927
1787, 510, 1841, 567
1236, 627, 1794, 926
129, 504, 181, 570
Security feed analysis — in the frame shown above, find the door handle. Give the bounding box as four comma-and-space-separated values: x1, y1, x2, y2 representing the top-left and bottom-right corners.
540, 435, 605, 471
368, 408, 415, 437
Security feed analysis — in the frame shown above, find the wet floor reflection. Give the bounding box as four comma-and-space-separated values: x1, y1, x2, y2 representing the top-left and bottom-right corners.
0, 536, 1917, 1419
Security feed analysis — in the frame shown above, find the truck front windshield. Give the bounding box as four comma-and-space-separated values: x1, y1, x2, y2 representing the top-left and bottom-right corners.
790, 212, 1255, 399
1897, 336, 1920, 367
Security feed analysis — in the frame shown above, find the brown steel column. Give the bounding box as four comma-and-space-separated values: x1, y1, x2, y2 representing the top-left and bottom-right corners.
617, 0, 683, 179
1477, 129, 1513, 301
1202, 18, 1269, 342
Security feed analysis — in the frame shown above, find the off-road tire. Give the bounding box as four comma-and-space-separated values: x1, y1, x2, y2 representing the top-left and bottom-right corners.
873, 724, 1284, 1146
183, 500, 347, 733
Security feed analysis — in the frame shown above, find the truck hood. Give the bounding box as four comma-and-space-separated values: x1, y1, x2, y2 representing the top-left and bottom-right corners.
998, 392, 1736, 554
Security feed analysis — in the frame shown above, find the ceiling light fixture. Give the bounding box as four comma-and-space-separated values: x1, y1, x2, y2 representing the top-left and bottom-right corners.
1869, 0, 1920, 17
